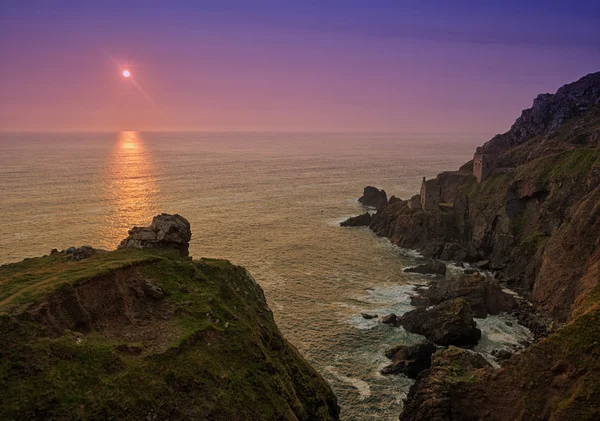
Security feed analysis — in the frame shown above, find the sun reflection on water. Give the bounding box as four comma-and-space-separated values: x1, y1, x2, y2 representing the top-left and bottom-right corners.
101, 131, 160, 246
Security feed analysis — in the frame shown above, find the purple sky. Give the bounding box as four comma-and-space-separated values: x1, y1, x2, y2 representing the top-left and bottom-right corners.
1, 1, 599, 134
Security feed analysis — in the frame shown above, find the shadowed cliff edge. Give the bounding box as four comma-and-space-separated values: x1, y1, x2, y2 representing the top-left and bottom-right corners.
0, 214, 340, 420
343, 72, 600, 420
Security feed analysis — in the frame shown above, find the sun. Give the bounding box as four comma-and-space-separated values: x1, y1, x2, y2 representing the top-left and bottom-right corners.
122, 69, 131, 78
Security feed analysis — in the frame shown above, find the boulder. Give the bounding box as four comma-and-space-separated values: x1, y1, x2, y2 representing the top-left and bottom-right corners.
400, 347, 491, 421
340, 212, 372, 227
358, 186, 388, 209
400, 298, 481, 346
426, 273, 516, 318
404, 260, 447, 276
381, 313, 398, 325
117, 214, 192, 257
59, 245, 105, 261
381, 341, 437, 378
360, 312, 378, 320
491, 348, 513, 361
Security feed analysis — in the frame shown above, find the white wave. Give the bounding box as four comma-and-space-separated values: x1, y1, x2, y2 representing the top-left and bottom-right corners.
324, 366, 372, 400
397, 248, 424, 259
474, 313, 533, 367
346, 284, 418, 330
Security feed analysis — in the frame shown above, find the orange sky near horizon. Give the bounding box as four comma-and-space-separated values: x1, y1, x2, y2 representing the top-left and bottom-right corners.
1, 2, 599, 135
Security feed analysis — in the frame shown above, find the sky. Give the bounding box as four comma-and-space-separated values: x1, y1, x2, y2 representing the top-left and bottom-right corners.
1, 0, 599, 134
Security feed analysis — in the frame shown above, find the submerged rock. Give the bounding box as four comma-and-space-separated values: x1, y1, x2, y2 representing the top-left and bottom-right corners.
340, 212, 372, 227
358, 186, 388, 209
360, 312, 378, 320
400, 298, 481, 346
381, 341, 437, 378
117, 213, 192, 257
404, 260, 447, 276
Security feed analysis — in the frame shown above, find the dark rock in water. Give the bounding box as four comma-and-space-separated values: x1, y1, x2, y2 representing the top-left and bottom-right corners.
426, 273, 516, 318
491, 349, 513, 361
400, 298, 481, 346
340, 212, 372, 227
404, 260, 446, 276
400, 346, 491, 421
381, 313, 398, 325
381, 341, 437, 378
409, 293, 430, 308
358, 186, 388, 209
117, 213, 192, 257
360, 312, 378, 320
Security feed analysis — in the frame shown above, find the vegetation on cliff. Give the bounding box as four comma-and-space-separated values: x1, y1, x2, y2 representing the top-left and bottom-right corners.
0, 248, 339, 420
356, 72, 600, 420
370, 73, 600, 322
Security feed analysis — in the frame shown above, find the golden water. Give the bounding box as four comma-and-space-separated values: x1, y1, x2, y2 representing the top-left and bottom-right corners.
0, 131, 480, 419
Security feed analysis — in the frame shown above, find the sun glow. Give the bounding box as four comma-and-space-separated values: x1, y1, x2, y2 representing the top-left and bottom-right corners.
122, 69, 131, 78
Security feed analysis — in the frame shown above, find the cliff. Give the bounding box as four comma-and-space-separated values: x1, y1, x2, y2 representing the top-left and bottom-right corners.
370, 72, 600, 322
361, 72, 600, 420
0, 218, 339, 420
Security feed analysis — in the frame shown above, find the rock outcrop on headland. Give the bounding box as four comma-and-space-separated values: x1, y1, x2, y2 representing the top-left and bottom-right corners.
0, 215, 340, 421
118, 213, 192, 257
358, 186, 388, 209
481, 71, 600, 156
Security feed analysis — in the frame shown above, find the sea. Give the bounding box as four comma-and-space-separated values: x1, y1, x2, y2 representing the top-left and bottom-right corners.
0, 131, 532, 420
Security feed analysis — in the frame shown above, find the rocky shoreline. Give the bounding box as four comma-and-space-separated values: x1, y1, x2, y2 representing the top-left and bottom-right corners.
343, 72, 600, 420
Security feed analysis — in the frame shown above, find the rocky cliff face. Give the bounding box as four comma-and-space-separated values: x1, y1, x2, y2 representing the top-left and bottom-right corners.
0, 216, 339, 421
482, 71, 600, 156
362, 72, 600, 420
370, 72, 600, 322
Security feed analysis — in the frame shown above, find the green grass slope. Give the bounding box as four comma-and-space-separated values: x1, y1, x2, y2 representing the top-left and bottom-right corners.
0, 249, 339, 421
